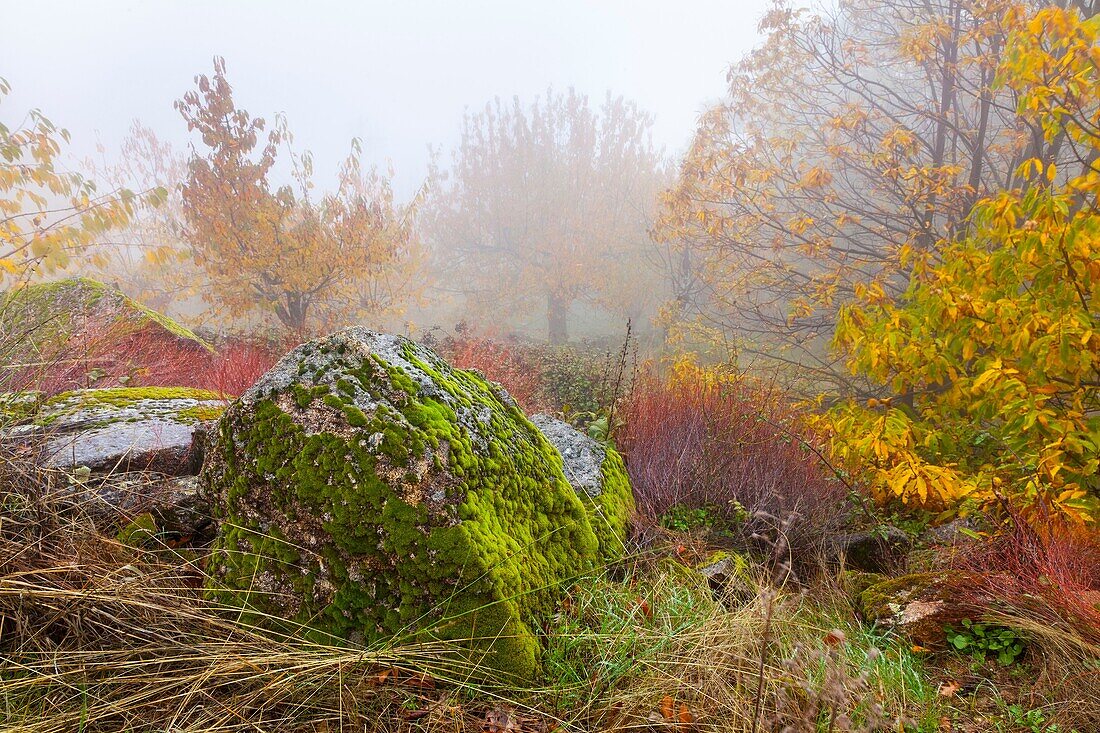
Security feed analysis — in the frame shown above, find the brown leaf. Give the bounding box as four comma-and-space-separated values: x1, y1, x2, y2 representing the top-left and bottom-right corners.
659, 695, 675, 722
677, 703, 695, 729
937, 680, 962, 698
484, 706, 520, 733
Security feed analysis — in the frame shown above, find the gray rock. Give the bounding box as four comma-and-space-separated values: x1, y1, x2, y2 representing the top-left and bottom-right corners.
827, 526, 912, 573
65, 472, 214, 540
203, 328, 610, 681
919, 517, 980, 547
25, 388, 224, 475
530, 414, 606, 498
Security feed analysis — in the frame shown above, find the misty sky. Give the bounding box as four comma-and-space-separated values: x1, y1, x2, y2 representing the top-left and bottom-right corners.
3, 0, 774, 198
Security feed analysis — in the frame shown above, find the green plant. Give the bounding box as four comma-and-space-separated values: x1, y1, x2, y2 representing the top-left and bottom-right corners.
945, 619, 1026, 667
998, 703, 1071, 733
660, 503, 717, 532
659, 501, 748, 535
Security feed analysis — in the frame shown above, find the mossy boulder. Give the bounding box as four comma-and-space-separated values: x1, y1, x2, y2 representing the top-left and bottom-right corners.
826, 526, 911, 573
25, 387, 224, 474
857, 571, 967, 645
202, 328, 607, 682
0, 277, 211, 391
529, 414, 634, 559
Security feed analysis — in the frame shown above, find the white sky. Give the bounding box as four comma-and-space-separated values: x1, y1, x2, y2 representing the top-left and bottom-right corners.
2, 0, 774, 198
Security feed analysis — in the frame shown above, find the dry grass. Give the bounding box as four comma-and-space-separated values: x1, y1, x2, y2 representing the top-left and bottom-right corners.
0, 454, 933, 732
0, 458, 485, 733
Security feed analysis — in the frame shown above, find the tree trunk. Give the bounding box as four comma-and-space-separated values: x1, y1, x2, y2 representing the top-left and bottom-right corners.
547, 292, 569, 345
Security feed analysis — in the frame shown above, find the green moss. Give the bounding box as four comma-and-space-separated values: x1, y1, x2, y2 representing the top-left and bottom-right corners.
204, 331, 603, 683
0, 391, 44, 422
857, 572, 943, 622
117, 512, 159, 547
840, 570, 888, 601
46, 386, 222, 409
35, 386, 224, 428
177, 404, 226, 423
582, 448, 634, 560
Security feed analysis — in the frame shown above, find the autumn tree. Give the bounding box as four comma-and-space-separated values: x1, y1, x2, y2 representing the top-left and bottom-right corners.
176, 58, 422, 335
0, 78, 157, 285
656, 0, 1094, 393
826, 6, 1100, 526
426, 89, 668, 344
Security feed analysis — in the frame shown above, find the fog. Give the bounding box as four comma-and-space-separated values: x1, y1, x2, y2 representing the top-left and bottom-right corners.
3, 0, 772, 198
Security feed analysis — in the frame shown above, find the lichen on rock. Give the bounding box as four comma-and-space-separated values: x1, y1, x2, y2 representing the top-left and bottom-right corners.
21, 386, 223, 474
857, 571, 967, 645
202, 328, 609, 682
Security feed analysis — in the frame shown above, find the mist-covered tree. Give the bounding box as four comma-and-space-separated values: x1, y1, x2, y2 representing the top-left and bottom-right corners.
656, 0, 1095, 393
79, 121, 197, 314
0, 78, 157, 285
176, 58, 422, 335
426, 88, 668, 344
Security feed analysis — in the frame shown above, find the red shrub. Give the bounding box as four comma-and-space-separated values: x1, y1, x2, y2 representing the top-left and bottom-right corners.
6, 323, 284, 400
617, 368, 847, 563
190, 339, 284, 398
5, 320, 210, 395
950, 523, 1100, 645
948, 524, 1100, 727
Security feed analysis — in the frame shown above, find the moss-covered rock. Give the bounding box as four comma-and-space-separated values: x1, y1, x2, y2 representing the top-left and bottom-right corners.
0, 391, 44, 422
529, 414, 634, 560
202, 328, 606, 682
3, 276, 210, 348
0, 277, 211, 392
857, 571, 966, 645
28, 387, 224, 474
839, 570, 888, 601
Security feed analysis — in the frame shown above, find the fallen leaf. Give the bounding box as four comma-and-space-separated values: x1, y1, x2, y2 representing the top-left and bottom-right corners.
678, 703, 695, 729
485, 706, 519, 733
938, 680, 962, 698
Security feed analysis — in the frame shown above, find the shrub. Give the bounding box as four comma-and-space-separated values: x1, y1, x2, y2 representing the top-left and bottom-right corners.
437, 334, 545, 412
191, 337, 284, 397
617, 360, 848, 567
948, 524, 1100, 729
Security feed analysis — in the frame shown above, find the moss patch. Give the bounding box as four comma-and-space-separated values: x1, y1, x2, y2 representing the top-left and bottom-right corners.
37, 387, 226, 429
584, 448, 633, 560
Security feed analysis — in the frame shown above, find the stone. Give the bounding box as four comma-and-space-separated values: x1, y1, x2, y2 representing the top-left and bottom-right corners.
827, 526, 912, 573
202, 328, 619, 681
857, 572, 966, 645
839, 570, 888, 600
530, 414, 634, 559
697, 550, 753, 605
919, 517, 981, 547
66, 472, 214, 541
23, 387, 224, 475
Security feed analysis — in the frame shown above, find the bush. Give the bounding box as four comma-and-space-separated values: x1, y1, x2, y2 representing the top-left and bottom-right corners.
190, 337, 284, 397
617, 361, 848, 568
948, 524, 1100, 729
435, 334, 545, 411
4, 325, 284, 400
